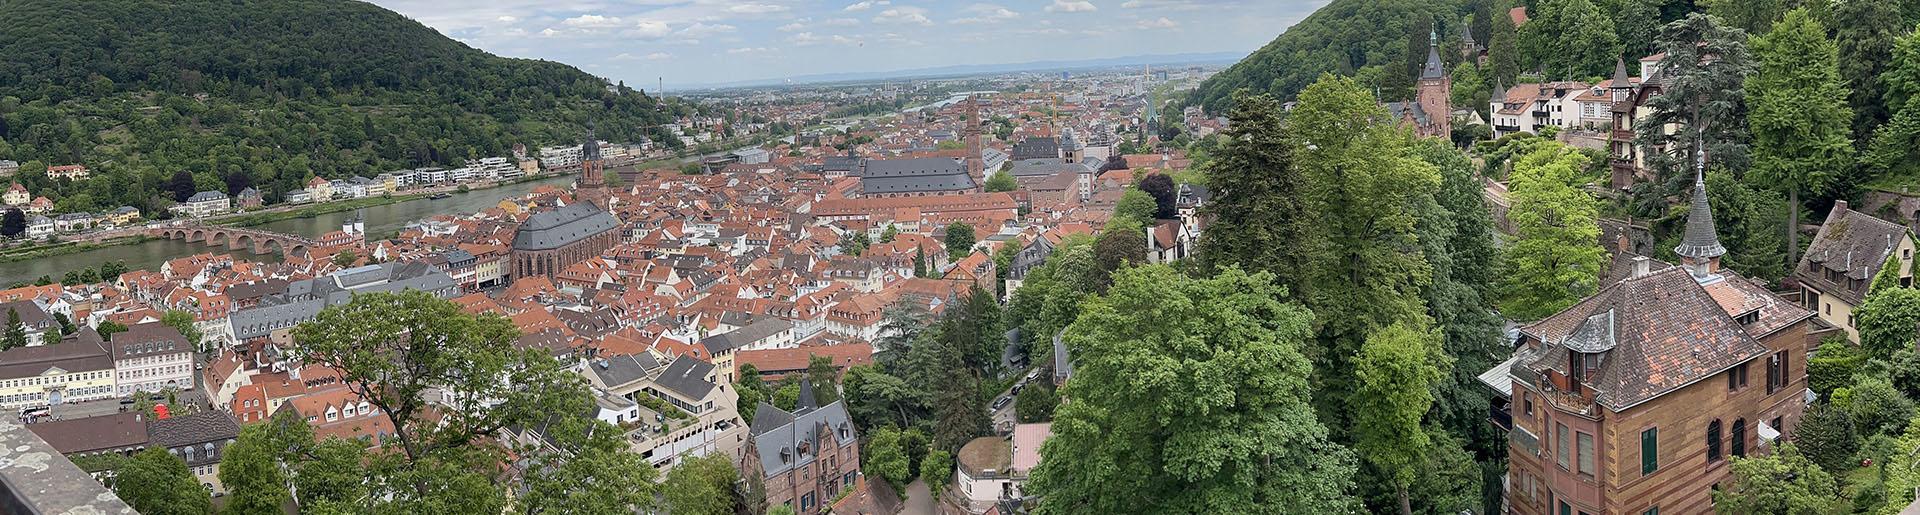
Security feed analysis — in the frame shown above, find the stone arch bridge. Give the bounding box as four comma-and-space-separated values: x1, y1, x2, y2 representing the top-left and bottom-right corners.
148, 224, 316, 259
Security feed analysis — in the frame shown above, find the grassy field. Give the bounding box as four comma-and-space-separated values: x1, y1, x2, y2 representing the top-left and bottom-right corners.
0, 235, 150, 263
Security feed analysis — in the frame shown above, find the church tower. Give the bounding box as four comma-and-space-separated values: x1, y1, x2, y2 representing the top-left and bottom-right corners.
964, 95, 985, 181
1416, 25, 1452, 137
577, 126, 608, 209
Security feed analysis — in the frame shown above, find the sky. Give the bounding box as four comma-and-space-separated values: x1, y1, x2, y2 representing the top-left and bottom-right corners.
366, 0, 1332, 88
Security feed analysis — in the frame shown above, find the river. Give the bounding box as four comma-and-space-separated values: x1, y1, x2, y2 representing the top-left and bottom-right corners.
0, 175, 574, 285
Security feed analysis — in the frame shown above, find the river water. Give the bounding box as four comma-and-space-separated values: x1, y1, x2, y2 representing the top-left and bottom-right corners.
0, 175, 573, 285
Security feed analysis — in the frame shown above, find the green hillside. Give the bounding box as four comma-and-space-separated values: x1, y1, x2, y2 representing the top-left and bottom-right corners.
1188, 0, 1469, 113
0, 0, 680, 215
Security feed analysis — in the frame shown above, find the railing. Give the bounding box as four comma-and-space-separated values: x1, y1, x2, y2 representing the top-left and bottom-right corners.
1489, 403, 1513, 431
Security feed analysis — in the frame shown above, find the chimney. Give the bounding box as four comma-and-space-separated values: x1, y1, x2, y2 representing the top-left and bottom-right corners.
1836, 199, 1850, 213
1632, 256, 1652, 278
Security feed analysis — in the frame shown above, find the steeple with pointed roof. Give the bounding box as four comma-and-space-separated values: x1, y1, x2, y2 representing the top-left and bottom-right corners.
1674, 154, 1726, 277
1421, 26, 1447, 80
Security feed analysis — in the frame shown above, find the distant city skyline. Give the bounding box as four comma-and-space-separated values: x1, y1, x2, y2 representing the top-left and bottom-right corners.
367, 0, 1329, 88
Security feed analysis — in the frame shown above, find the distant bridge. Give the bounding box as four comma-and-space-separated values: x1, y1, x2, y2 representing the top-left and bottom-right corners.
149, 224, 316, 258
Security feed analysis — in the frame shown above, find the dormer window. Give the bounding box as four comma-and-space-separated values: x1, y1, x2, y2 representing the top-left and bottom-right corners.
1736, 311, 1759, 325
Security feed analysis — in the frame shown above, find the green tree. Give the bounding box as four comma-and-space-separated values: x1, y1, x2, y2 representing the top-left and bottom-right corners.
1634, 13, 1754, 205
1793, 402, 1861, 473
661, 454, 738, 515
880, 224, 899, 243
841, 231, 870, 257
1026, 265, 1358, 513
220, 424, 290, 515
736, 363, 769, 421
944, 222, 975, 260
1840, 377, 1916, 439
1195, 93, 1308, 295
2, 308, 28, 350
1858, 287, 1920, 361
331, 249, 358, 268
842, 364, 925, 434
1288, 74, 1440, 432
1874, 252, 1906, 297
1834, 0, 1902, 139
1108, 188, 1157, 233
1352, 321, 1449, 515
1090, 227, 1146, 291
863, 425, 914, 490
1487, 2, 1522, 86
984, 170, 1017, 192
1712, 443, 1844, 514
805, 354, 841, 405
0, 208, 23, 238
1747, 8, 1853, 267
99, 260, 129, 282
1701, 0, 1785, 33
1498, 143, 1608, 320
921, 449, 954, 498
160, 309, 201, 350
1015, 382, 1057, 423
97, 319, 129, 340
290, 291, 650, 513
1808, 339, 1867, 398
1136, 173, 1176, 219
114, 447, 211, 515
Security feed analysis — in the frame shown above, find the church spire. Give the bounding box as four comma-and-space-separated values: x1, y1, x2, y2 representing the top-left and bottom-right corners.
1673, 150, 1726, 276
1421, 24, 1446, 80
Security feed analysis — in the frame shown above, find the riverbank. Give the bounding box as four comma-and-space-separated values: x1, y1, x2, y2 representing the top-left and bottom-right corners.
220, 193, 427, 228
0, 235, 151, 264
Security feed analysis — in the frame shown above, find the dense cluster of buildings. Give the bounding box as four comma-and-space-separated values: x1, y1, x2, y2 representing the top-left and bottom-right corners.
1, 65, 1213, 514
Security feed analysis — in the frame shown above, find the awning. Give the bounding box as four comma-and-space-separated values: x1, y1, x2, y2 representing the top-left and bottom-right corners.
1758, 419, 1781, 444
1478, 353, 1523, 398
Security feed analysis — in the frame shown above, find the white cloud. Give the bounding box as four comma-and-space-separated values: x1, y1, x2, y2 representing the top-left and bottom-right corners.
626, 19, 672, 39
1137, 16, 1178, 28
843, 0, 889, 11
539, 27, 561, 37
778, 20, 809, 32
1120, 0, 1202, 8
561, 14, 624, 28
953, 4, 1019, 24
612, 51, 674, 61
728, 3, 789, 14
727, 47, 774, 54
788, 31, 863, 46
496, 15, 518, 22
679, 22, 736, 37
1045, 0, 1097, 12
873, 6, 932, 26
823, 17, 861, 26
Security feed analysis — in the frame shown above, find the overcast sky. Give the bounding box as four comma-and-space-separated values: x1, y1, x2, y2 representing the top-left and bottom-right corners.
365, 0, 1330, 88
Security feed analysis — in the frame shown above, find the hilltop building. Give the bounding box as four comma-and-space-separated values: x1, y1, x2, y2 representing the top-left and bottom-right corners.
1387, 27, 1452, 138
1485, 172, 1820, 515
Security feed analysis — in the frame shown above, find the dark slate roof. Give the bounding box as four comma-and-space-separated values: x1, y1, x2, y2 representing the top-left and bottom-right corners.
146, 411, 240, 448
1011, 137, 1060, 161
824, 156, 863, 174
1384, 101, 1432, 126
1795, 204, 1909, 306
589, 353, 662, 388
0, 300, 54, 331
27, 413, 148, 455
1612, 56, 1632, 88
223, 279, 288, 304
699, 318, 795, 354
1673, 175, 1726, 261
109, 322, 190, 360
748, 399, 856, 478
512, 203, 620, 251
654, 355, 717, 401
858, 158, 976, 195
1421, 40, 1446, 79
185, 191, 228, 202
1517, 265, 1809, 412
0, 328, 111, 380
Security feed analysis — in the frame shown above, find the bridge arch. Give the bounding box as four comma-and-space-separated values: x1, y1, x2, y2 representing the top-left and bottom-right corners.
231, 233, 256, 253
207, 231, 230, 246
188, 229, 207, 242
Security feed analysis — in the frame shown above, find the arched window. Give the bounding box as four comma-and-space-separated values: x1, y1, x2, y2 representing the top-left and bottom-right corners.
1706, 419, 1722, 462
1732, 419, 1747, 458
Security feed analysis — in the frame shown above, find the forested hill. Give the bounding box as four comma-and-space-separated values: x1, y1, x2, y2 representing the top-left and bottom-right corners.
0, 0, 679, 214
1187, 0, 1468, 113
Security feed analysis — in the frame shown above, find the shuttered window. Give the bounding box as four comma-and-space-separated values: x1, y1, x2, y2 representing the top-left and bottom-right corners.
1641, 427, 1658, 475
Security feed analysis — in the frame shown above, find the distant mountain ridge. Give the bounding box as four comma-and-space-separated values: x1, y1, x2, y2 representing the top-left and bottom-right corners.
0, 0, 678, 215
689, 52, 1250, 90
